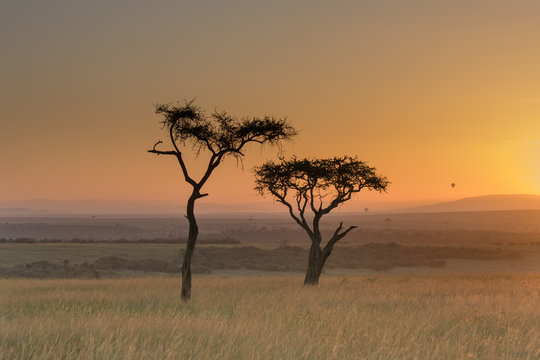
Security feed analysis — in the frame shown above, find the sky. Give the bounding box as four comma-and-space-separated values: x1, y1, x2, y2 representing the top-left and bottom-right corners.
1, 0, 540, 213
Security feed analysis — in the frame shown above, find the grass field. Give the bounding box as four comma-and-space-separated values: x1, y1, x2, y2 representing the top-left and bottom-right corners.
1, 274, 538, 359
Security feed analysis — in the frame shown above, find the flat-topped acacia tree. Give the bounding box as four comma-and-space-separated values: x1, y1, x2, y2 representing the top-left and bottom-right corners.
149, 100, 296, 300
254, 156, 389, 285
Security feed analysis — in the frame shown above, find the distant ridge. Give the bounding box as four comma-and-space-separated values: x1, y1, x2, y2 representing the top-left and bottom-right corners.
0, 199, 277, 215
407, 194, 540, 213
0, 207, 35, 213
2, 194, 540, 216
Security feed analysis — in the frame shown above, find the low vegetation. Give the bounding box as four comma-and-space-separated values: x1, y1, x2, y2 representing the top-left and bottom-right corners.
1, 275, 538, 359
0, 237, 240, 244
0, 243, 521, 278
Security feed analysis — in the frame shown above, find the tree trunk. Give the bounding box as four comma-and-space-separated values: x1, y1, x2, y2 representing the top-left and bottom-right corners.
304, 244, 323, 285
181, 194, 198, 301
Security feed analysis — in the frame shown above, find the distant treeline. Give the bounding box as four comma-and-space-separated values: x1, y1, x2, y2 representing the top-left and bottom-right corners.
2, 236, 540, 246
0, 237, 240, 245
0, 243, 522, 279
182, 243, 522, 273
220, 228, 540, 246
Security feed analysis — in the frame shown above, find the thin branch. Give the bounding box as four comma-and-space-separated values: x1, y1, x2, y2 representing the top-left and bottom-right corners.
147, 140, 176, 156
153, 140, 163, 151
175, 155, 197, 187
298, 190, 310, 229
163, 126, 197, 187
147, 149, 177, 156
322, 222, 358, 260
309, 187, 316, 213
198, 153, 222, 188
169, 125, 182, 154
272, 190, 314, 238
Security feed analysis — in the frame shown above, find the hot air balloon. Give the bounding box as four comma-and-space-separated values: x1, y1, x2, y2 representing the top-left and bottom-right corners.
451, 183, 456, 188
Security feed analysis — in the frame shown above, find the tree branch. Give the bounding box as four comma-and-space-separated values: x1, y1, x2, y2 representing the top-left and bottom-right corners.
162, 126, 197, 187
197, 153, 222, 188
272, 189, 314, 238
147, 140, 176, 156
147, 149, 177, 156
152, 140, 163, 151
321, 222, 358, 260
295, 191, 309, 228
169, 125, 182, 154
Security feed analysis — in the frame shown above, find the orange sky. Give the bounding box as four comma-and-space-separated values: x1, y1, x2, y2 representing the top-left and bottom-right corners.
1, 1, 539, 212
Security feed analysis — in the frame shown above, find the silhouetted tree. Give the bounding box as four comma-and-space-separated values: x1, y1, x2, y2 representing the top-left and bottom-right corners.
149, 100, 296, 300
254, 156, 389, 285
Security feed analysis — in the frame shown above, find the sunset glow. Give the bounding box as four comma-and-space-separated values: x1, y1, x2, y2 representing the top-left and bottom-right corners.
2, 1, 540, 213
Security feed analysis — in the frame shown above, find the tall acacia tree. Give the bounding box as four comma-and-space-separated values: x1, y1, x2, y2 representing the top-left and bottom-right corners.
149, 100, 296, 300
254, 156, 389, 285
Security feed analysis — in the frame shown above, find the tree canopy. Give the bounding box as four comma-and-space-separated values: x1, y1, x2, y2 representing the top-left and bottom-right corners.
254, 156, 389, 224
153, 100, 295, 156
150, 100, 296, 194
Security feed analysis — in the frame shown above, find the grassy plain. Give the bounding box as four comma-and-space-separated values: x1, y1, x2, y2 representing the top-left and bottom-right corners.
1, 213, 539, 359
1, 274, 539, 359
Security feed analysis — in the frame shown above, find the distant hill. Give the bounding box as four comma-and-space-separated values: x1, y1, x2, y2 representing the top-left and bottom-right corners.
0, 199, 277, 215
3, 194, 540, 216
0, 199, 182, 215
0, 208, 36, 214
408, 194, 540, 213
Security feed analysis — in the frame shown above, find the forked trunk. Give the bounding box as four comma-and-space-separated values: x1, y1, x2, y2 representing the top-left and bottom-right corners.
181, 195, 198, 301
304, 244, 323, 285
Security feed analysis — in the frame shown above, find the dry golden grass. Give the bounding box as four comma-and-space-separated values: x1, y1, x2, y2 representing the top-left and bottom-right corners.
0, 274, 539, 359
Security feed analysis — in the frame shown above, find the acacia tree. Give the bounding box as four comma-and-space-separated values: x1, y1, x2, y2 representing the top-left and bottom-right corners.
149, 100, 295, 300
254, 156, 389, 285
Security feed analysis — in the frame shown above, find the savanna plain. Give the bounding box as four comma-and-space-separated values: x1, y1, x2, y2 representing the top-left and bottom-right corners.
1, 211, 539, 359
